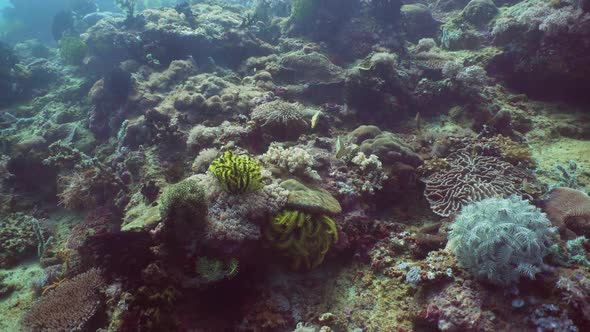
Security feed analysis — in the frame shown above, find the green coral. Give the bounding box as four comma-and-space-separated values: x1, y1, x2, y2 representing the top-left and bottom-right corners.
159, 178, 207, 225
209, 151, 264, 194
265, 209, 338, 270
58, 36, 87, 66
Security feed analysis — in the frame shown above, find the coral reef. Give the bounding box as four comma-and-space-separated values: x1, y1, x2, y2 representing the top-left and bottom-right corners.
1, 1, 589, 330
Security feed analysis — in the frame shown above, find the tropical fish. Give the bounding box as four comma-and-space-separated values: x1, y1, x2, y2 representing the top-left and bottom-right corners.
311, 110, 322, 129
335, 136, 346, 159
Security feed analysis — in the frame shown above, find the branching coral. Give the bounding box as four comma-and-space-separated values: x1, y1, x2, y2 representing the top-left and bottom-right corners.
449, 196, 556, 285
265, 209, 338, 270
209, 151, 264, 194
261, 144, 320, 180
22, 268, 105, 332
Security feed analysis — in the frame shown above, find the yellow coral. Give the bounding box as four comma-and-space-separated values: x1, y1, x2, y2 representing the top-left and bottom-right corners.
209, 151, 264, 194
265, 209, 338, 270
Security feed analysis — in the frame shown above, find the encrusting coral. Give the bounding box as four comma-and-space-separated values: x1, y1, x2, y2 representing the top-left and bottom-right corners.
209, 151, 265, 194
543, 187, 590, 237
265, 209, 339, 270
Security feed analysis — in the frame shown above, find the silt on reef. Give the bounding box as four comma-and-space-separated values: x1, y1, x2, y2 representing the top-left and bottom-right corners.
0, 0, 589, 331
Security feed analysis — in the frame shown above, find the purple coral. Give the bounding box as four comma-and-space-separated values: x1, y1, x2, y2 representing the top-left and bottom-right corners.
424, 151, 533, 217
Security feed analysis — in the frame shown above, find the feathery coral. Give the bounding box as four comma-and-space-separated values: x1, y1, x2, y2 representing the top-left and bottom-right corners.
265, 209, 338, 270
449, 196, 555, 285
209, 151, 264, 194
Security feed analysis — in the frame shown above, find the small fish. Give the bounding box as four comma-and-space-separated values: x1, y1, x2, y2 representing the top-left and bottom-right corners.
311, 110, 322, 129
415, 112, 421, 131
335, 136, 346, 159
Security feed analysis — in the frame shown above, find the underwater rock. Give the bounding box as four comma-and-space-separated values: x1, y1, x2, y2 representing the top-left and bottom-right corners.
422, 281, 495, 331
433, 0, 471, 12
280, 179, 342, 215
277, 51, 345, 84
489, 0, 590, 103
122, 192, 161, 232
82, 11, 124, 27
351, 126, 423, 168
543, 187, 590, 238
401, 4, 440, 42
461, 0, 498, 26
439, 19, 483, 50
83, 18, 141, 70
0, 214, 40, 268
140, 5, 274, 67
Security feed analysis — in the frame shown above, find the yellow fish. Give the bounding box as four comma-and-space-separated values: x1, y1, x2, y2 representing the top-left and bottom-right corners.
335, 136, 346, 159
311, 110, 322, 129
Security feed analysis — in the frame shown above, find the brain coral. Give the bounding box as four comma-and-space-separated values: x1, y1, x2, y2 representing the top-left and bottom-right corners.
424, 151, 534, 216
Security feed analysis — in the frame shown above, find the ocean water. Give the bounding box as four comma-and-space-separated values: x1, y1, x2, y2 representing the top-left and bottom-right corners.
1, 0, 590, 331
